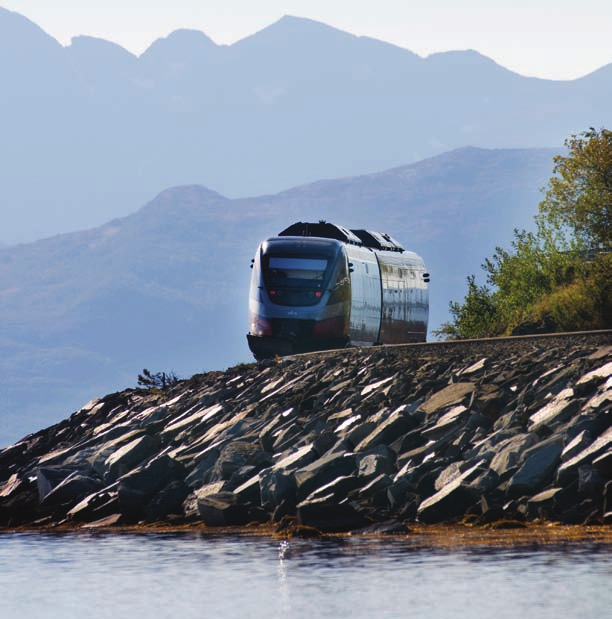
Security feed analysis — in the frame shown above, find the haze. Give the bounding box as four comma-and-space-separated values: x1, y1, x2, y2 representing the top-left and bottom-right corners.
2, 0, 611, 80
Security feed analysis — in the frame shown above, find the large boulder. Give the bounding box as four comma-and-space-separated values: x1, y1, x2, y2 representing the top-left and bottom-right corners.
295, 452, 358, 502
117, 455, 186, 521
506, 439, 563, 499
296, 497, 368, 532
197, 491, 251, 527
417, 462, 484, 523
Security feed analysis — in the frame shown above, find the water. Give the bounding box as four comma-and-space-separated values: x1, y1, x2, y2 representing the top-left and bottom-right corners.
0, 532, 610, 619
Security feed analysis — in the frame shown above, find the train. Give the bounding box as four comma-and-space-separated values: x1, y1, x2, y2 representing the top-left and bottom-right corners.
247, 221, 429, 359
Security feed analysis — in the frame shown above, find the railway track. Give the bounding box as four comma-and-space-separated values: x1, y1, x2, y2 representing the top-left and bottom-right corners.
279, 329, 612, 363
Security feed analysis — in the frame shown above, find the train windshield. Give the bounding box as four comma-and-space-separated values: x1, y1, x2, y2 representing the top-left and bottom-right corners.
264, 256, 329, 288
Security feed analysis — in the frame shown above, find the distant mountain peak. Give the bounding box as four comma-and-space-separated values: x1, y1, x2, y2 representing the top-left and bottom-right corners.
141, 28, 219, 61
68, 35, 137, 60
425, 48, 519, 76
234, 13, 362, 49
0, 5, 63, 53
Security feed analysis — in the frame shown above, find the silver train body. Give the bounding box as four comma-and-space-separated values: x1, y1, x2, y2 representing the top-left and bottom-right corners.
247, 221, 429, 359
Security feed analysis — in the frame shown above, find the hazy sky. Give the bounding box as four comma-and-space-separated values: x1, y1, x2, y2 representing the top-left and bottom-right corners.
2, 0, 611, 80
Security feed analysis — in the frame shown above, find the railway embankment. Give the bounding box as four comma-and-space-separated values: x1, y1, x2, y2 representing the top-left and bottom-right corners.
1, 332, 612, 533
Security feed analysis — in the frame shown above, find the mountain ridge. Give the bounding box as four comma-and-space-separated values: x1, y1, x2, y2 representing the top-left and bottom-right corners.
1, 8, 609, 243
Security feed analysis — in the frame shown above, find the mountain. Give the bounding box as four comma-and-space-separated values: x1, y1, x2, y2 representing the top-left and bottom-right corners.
0, 7, 608, 243
0, 146, 557, 447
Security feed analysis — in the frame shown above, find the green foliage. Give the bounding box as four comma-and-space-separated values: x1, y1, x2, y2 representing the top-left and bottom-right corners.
533, 253, 612, 330
441, 127, 612, 338
137, 368, 180, 391
435, 276, 497, 339
538, 127, 612, 248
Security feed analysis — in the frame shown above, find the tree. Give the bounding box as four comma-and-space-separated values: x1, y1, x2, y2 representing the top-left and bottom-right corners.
438, 127, 612, 339
137, 368, 179, 391
538, 127, 612, 248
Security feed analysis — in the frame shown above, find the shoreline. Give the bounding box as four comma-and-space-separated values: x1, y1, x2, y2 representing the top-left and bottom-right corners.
3, 522, 612, 549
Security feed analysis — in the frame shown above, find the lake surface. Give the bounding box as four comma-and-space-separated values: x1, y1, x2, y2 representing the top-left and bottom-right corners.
0, 531, 610, 619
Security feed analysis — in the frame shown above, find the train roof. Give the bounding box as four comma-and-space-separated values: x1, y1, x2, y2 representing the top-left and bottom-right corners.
278, 221, 405, 252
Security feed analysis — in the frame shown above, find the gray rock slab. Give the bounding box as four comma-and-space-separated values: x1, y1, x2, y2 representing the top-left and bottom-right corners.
145, 481, 191, 522
576, 361, 612, 392
422, 406, 469, 440
489, 433, 539, 481
561, 430, 593, 463
67, 486, 119, 522
593, 450, 612, 478
296, 497, 368, 532
40, 472, 102, 508
528, 389, 579, 430
506, 439, 563, 499
557, 428, 612, 485
104, 435, 159, 483
434, 462, 465, 491
209, 441, 273, 483
117, 454, 186, 520
417, 461, 483, 523
356, 474, 392, 500
357, 453, 395, 479
259, 467, 297, 511
355, 403, 422, 453
273, 444, 317, 471
233, 475, 262, 505
306, 475, 363, 503
295, 452, 358, 502
197, 491, 251, 526
419, 383, 476, 415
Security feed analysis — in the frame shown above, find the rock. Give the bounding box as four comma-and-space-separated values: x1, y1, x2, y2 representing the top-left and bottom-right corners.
356, 474, 392, 502
506, 439, 563, 499
357, 453, 395, 480
592, 450, 612, 478
577, 465, 606, 499
419, 383, 476, 415
259, 468, 297, 511
36, 467, 79, 502
67, 486, 119, 523
434, 462, 465, 491
422, 406, 470, 440
209, 441, 273, 483
305, 475, 363, 503
295, 452, 358, 502
1, 332, 612, 529
296, 498, 368, 532
117, 454, 186, 521
355, 403, 422, 452
145, 481, 191, 522
40, 473, 101, 508
233, 474, 262, 505
561, 430, 593, 462
489, 433, 538, 481
183, 445, 223, 488
557, 428, 612, 485
104, 435, 159, 482
417, 462, 483, 523
529, 389, 581, 430
83, 513, 124, 528
526, 488, 563, 520
197, 492, 251, 527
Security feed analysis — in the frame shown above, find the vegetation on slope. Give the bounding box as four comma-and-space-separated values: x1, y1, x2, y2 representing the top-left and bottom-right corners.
440, 128, 612, 339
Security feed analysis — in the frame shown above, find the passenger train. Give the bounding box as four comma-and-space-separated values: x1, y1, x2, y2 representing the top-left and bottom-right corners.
247, 221, 429, 359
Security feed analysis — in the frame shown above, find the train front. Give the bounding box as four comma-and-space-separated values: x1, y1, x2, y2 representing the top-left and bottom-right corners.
247, 236, 350, 359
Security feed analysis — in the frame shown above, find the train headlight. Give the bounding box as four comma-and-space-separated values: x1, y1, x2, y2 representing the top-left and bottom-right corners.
250, 316, 273, 336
